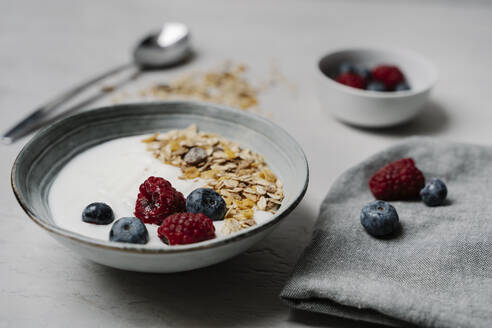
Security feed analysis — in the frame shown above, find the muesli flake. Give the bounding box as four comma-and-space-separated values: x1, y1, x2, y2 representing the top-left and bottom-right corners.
143, 124, 284, 235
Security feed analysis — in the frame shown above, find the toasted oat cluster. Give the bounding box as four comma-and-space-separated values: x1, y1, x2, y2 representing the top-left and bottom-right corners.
142, 125, 284, 235
138, 64, 259, 110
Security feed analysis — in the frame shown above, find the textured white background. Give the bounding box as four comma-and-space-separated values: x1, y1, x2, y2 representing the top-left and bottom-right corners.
2, 0, 492, 327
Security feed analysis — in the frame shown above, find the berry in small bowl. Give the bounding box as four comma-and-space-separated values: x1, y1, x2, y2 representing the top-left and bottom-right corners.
335, 72, 366, 90
317, 47, 437, 127
335, 63, 410, 92
371, 65, 407, 91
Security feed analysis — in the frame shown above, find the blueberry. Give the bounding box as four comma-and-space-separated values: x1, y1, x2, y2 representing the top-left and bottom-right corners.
186, 188, 227, 221
356, 66, 372, 80
360, 201, 399, 237
366, 81, 386, 92
82, 202, 114, 225
109, 217, 149, 244
395, 81, 410, 91
339, 62, 356, 74
420, 178, 447, 206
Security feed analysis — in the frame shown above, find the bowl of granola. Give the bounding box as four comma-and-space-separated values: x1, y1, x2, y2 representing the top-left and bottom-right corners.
11, 101, 308, 272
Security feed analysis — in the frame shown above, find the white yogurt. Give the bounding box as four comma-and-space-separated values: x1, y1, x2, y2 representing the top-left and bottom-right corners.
49, 135, 273, 246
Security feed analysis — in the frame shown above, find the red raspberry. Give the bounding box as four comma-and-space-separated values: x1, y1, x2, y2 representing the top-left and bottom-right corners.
134, 176, 185, 225
158, 213, 216, 245
369, 158, 425, 201
335, 73, 365, 89
371, 65, 405, 90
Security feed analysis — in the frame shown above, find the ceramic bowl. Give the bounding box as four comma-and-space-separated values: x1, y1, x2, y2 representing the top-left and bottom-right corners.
317, 47, 438, 127
11, 102, 308, 273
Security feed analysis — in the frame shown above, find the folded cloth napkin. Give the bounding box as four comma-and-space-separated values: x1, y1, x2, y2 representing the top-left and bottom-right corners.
281, 137, 492, 328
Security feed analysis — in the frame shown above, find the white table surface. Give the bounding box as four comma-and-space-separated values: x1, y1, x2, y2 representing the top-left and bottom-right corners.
2, 0, 492, 326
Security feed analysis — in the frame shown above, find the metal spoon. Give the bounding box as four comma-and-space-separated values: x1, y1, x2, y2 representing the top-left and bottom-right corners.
2, 22, 191, 144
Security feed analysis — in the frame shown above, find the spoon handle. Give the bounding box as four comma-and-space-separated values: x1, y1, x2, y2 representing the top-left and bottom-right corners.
1, 62, 136, 144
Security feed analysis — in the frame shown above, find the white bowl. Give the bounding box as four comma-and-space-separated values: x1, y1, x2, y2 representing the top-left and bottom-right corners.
316, 47, 438, 127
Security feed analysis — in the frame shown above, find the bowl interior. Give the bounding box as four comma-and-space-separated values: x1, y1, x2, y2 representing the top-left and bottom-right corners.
318, 48, 437, 94
12, 102, 308, 251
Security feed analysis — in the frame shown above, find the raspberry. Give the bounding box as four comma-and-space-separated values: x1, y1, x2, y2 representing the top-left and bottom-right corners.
158, 213, 216, 245
369, 158, 425, 201
371, 65, 405, 90
134, 176, 185, 225
335, 73, 365, 89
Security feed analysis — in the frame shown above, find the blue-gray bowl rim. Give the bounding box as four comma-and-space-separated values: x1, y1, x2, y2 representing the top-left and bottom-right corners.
11, 101, 309, 254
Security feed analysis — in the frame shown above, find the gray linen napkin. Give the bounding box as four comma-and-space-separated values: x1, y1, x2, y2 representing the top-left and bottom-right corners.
281, 137, 492, 328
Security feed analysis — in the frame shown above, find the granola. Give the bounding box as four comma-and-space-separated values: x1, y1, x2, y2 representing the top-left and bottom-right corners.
142, 125, 284, 235
139, 64, 259, 110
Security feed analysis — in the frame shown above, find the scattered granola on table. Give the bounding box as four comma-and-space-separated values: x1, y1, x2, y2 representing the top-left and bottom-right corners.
142, 124, 284, 235
110, 62, 295, 113
138, 64, 259, 110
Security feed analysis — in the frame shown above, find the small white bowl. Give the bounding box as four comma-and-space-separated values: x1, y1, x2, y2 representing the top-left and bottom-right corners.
316, 47, 438, 127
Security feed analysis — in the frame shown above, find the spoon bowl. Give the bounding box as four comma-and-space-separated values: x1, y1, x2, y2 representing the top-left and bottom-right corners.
134, 22, 192, 68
